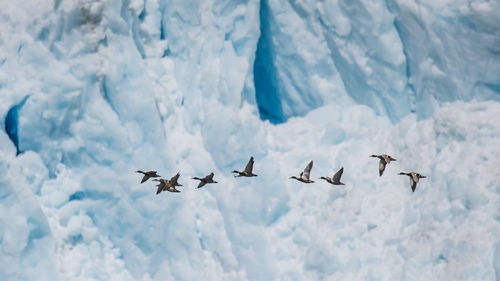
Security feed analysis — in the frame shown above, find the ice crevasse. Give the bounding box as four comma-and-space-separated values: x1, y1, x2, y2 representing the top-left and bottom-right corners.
0, 0, 499, 280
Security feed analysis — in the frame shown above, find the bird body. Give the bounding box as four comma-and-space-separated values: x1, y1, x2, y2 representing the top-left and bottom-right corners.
290, 161, 314, 183
319, 167, 345, 185
153, 178, 181, 194
370, 154, 396, 176
232, 157, 258, 177
153, 178, 168, 194
136, 170, 160, 183
193, 173, 218, 188
398, 172, 426, 192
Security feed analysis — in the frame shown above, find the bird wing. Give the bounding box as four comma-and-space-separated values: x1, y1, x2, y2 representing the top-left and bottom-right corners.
170, 173, 180, 183
156, 184, 163, 194
197, 181, 207, 188
303, 161, 313, 179
244, 157, 254, 173
379, 160, 387, 176
332, 167, 344, 182
141, 175, 149, 183
410, 177, 417, 192
207, 173, 214, 180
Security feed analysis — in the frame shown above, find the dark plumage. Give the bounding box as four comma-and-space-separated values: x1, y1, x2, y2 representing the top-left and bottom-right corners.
319, 167, 345, 185
153, 178, 168, 194
370, 154, 396, 176
232, 157, 258, 177
192, 173, 218, 189
136, 170, 160, 183
153, 178, 181, 194
398, 172, 426, 192
290, 160, 314, 183
169, 172, 183, 187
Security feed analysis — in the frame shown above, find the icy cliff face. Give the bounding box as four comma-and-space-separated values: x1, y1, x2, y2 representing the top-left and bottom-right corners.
253, 0, 500, 123
0, 0, 499, 280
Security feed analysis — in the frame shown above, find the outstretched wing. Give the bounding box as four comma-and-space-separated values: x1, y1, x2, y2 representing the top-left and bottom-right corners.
244, 157, 254, 173
141, 175, 149, 183
410, 177, 417, 192
170, 173, 180, 183
207, 173, 214, 180
303, 161, 313, 179
378, 160, 387, 176
156, 184, 163, 195
197, 181, 207, 188
332, 167, 344, 182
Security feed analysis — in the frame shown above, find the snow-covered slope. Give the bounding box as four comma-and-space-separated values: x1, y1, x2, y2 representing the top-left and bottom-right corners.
0, 0, 499, 280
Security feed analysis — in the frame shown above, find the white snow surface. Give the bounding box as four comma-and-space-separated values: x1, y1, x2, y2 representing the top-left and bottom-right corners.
0, 0, 499, 280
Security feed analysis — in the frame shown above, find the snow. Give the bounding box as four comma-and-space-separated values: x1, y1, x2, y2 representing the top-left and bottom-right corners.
0, 0, 499, 280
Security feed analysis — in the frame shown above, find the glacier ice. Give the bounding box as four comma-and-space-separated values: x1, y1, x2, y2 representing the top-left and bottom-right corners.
0, 0, 499, 280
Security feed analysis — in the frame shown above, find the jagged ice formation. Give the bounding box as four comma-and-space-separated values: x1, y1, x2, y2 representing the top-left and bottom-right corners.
0, 0, 499, 280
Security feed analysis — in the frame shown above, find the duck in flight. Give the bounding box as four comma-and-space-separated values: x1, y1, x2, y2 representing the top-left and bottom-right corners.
152, 178, 168, 194
398, 172, 426, 192
370, 154, 396, 176
153, 177, 181, 194
232, 157, 257, 177
136, 170, 160, 183
319, 167, 345, 185
290, 160, 314, 183
192, 173, 218, 188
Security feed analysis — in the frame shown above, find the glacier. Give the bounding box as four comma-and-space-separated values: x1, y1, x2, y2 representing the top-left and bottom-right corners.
0, 0, 499, 280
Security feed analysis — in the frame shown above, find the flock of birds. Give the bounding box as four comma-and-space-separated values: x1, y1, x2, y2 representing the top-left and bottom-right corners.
136, 154, 426, 195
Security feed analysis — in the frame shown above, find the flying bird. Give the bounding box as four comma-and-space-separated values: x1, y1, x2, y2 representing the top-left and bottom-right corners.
290, 160, 314, 183
398, 172, 426, 192
232, 157, 258, 177
370, 154, 396, 176
192, 173, 218, 189
153, 178, 169, 194
319, 167, 345, 185
136, 170, 160, 183
153, 178, 181, 194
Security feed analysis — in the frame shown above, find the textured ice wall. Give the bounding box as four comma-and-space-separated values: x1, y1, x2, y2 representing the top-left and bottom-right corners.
254, 0, 500, 122
0, 0, 499, 280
